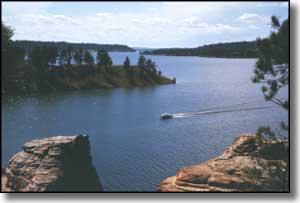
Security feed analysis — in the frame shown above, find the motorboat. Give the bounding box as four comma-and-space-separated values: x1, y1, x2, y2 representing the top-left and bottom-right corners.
160, 113, 173, 119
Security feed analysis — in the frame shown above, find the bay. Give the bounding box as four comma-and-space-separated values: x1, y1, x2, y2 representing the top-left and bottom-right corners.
1, 52, 288, 191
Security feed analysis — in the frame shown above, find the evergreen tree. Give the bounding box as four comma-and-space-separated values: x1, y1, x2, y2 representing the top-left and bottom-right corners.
83, 50, 94, 65
96, 50, 102, 65
138, 55, 146, 67
48, 47, 58, 67
145, 59, 152, 67
59, 48, 67, 66
96, 50, 112, 66
79, 48, 83, 63
123, 56, 130, 68
66, 46, 73, 66
2, 23, 25, 79
252, 16, 289, 141
29, 47, 42, 68
2, 23, 13, 50
29, 46, 49, 71
73, 49, 83, 64
146, 58, 156, 70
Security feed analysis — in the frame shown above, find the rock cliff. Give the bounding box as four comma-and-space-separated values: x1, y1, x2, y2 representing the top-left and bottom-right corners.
158, 134, 288, 192
2, 135, 102, 192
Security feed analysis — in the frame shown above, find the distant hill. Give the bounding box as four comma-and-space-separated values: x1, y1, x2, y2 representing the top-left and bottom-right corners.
142, 41, 258, 58
14, 40, 136, 52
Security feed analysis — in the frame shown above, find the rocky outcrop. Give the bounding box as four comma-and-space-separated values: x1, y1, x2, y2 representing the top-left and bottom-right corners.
2, 135, 102, 192
158, 134, 288, 192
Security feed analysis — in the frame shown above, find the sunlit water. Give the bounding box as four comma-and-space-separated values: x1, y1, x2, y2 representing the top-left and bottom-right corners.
2, 52, 288, 191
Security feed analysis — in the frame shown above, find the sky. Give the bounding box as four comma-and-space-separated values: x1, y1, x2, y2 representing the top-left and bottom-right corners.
2, 1, 289, 48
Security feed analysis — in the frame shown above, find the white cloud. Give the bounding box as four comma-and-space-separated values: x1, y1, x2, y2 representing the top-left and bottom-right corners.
2, 9, 245, 47
181, 16, 241, 34
53, 15, 72, 21
236, 13, 269, 24
183, 16, 201, 26
2, 2, 286, 47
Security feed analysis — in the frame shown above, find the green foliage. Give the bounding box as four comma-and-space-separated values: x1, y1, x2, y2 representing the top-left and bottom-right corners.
96, 50, 112, 66
59, 48, 67, 66
123, 56, 130, 68
138, 55, 146, 67
66, 46, 73, 66
73, 48, 83, 64
256, 126, 278, 143
28, 46, 58, 70
14, 40, 135, 52
271, 16, 280, 28
83, 50, 94, 65
252, 16, 289, 142
2, 23, 14, 49
145, 59, 155, 68
47, 47, 58, 67
29, 47, 45, 69
2, 23, 25, 72
145, 58, 157, 74
2, 22, 25, 93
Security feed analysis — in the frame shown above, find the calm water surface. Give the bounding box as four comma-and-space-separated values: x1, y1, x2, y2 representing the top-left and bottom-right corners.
2, 52, 288, 191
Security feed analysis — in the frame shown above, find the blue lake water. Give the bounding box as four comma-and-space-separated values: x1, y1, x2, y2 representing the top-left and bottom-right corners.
2, 52, 288, 191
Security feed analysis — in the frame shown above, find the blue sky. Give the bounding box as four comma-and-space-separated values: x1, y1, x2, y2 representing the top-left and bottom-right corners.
2, 1, 289, 48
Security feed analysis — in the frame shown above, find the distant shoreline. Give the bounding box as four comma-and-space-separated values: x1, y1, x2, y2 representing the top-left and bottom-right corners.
14, 40, 136, 52
143, 53, 257, 59
141, 41, 258, 59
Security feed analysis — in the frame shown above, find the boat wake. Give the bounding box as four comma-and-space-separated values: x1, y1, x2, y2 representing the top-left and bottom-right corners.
171, 106, 278, 119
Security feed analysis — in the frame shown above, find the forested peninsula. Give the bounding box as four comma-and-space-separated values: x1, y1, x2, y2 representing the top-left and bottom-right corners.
2, 24, 174, 95
142, 41, 257, 58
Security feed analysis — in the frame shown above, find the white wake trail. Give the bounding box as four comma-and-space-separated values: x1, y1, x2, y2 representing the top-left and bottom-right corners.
171, 105, 278, 119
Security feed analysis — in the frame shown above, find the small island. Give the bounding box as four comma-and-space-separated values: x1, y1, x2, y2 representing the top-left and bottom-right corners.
2, 24, 175, 95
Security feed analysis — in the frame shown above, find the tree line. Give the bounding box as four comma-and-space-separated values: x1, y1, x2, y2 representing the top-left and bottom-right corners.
143, 41, 257, 58
14, 40, 135, 52
26, 46, 157, 70
1, 22, 163, 93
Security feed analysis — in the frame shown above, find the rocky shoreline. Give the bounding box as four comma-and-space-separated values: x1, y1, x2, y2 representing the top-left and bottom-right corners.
158, 134, 288, 192
2, 135, 102, 192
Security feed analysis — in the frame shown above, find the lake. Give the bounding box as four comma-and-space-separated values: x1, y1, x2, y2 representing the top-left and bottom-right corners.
1, 52, 288, 191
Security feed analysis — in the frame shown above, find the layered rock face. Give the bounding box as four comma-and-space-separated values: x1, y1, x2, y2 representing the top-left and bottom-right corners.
158, 134, 288, 192
2, 135, 102, 192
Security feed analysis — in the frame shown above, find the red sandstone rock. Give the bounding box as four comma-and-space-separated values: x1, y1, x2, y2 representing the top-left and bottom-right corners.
157, 134, 288, 192
1, 135, 102, 192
